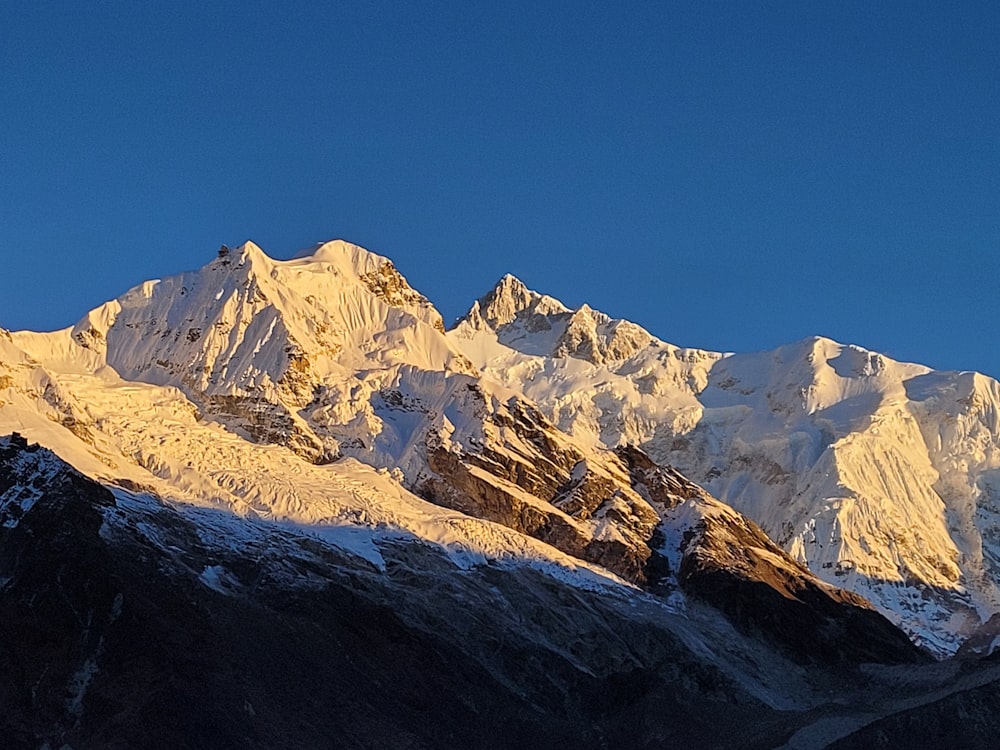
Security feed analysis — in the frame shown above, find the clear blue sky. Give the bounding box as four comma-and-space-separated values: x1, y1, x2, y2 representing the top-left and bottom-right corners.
2, 2, 998, 375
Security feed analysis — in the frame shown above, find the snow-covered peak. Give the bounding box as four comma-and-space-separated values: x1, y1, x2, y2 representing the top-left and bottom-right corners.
447, 289, 1000, 655
12, 235, 1000, 657
233, 238, 269, 262
295, 238, 391, 273
457, 273, 570, 333
0, 328, 31, 364
282, 239, 446, 331
57, 240, 464, 397
478, 274, 529, 328
552, 304, 656, 365
10, 239, 487, 466
483, 274, 539, 327
700, 335, 930, 419
452, 276, 663, 367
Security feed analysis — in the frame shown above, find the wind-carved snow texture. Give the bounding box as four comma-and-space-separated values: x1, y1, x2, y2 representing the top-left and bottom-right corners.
450, 276, 1000, 656
11, 241, 699, 586
62, 241, 471, 464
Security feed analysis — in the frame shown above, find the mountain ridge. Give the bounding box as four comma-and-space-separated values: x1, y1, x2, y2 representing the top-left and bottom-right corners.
449, 272, 1000, 655
0, 240, 927, 655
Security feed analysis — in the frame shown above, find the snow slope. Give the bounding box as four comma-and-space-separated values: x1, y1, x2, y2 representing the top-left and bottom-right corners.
31, 242, 699, 584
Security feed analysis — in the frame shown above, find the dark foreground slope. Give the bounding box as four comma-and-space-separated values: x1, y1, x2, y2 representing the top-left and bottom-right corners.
0, 433, 992, 750
0, 435, 808, 749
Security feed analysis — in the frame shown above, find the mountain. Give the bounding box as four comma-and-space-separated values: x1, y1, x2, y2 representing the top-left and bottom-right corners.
3, 238, 1000, 746
451, 274, 1000, 655
3, 241, 912, 652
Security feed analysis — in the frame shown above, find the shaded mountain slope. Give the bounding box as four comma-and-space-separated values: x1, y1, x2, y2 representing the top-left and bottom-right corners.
5, 236, 1000, 746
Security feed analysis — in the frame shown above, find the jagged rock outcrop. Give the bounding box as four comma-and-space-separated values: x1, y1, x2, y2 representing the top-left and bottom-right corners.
0, 432, 978, 749
61, 241, 466, 465
15, 243, 671, 586
467, 273, 570, 333
674, 501, 929, 665
418, 390, 661, 583
1, 241, 931, 668
612, 444, 927, 665
553, 305, 653, 365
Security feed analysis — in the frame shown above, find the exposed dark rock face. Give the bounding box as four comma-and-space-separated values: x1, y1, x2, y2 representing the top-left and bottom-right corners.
198, 393, 328, 463
4, 435, 996, 749
552, 307, 652, 365
359, 259, 445, 331
619, 443, 927, 666
617, 443, 711, 510
55, 243, 937, 672
418, 394, 662, 585
422, 422, 928, 667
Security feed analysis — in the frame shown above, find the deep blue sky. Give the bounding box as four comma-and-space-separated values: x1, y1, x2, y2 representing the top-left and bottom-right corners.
2, 2, 998, 376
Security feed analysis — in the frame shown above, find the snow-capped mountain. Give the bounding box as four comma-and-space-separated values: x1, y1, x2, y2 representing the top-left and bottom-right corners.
14, 241, 657, 583
3, 240, 893, 615
0, 433, 805, 747
451, 274, 1000, 655
7, 237, 1000, 746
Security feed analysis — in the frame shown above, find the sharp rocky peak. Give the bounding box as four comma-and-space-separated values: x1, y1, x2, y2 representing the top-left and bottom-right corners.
452, 274, 663, 366
460, 274, 570, 332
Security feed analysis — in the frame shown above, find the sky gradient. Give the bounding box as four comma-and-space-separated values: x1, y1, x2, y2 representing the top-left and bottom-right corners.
2, 2, 998, 375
